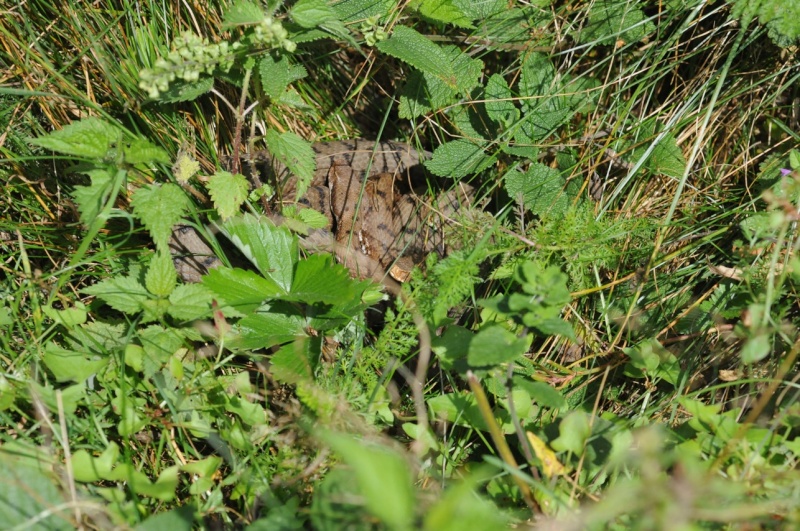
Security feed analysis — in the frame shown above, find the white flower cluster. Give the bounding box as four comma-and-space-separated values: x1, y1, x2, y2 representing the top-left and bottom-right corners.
138, 31, 238, 99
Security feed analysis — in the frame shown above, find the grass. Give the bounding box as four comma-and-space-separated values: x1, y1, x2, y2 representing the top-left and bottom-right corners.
1, 0, 799, 528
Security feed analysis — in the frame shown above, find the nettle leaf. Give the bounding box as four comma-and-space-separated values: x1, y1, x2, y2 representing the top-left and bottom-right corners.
425, 139, 491, 178
131, 182, 192, 249
576, 0, 655, 46
83, 274, 150, 315
208, 171, 249, 219
484, 73, 519, 129
503, 163, 582, 216
222, 0, 264, 28
259, 53, 290, 99
331, 0, 393, 23
377, 26, 457, 88
468, 325, 529, 366
203, 266, 284, 312
71, 168, 112, 226
219, 214, 297, 291
291, 0, 338, 28
453, 0, 506, 18
167, 284, 214, 321
264, 130, 315, 199
419, 0, 474, 29
145, 251, 177, 298
28, 117, 119, 159
159, 77, 214, 103
519, 53, 555, 113
122, 137, 170, 165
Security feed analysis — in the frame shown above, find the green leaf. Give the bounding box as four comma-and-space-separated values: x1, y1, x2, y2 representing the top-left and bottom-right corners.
83, 274, 150, 315
576, 0, 655, 46
202, 266, 284, 312
264, 130, 315, 199
452, 0, 505, 18
424, 468, 509, 531
71, 168, 113, 226
28, 117, 119, 158
172, 151, 200, 183
377, 26, 457, 88
427, 392, 490, 432
519, 380, 567, 410
122, 137, 170, 165
222, 0, 265, 28
168, 284, 214, 321
235, 307, 308, 350
321, 432, 415, 530
468, 325, 528, 366
131, 182, 192, 250
431, 325, 473, 369
258, 53, 291, 99
42, 343, 109, 383
503, 163, 581, 216
208, 171, 250, 219
484, 73, 519, 128
289, 254, 364, 305
159, 77, 214, 103
291, 0, 338, 28
271, 337, 318, 384
135, 505, 196, 531
551, 411, 591, 454
331, 0, 394, 23
424, 139, 491, 178
519, 53, 555, 113
741, 333, 772, 364
43, 301, 87, 328
419, 0, 474, 29
219, 214, 297, 291
145, 250, 177, 297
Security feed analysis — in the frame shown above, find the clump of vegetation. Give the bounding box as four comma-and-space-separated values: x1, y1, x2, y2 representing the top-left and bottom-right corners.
2, 0, 799, 528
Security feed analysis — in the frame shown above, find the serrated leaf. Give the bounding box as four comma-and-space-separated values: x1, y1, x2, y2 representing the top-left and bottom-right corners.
130, 182, 192, 249
219, 214, 297, 291
519, 53, 555, 112
83, 275, 150, 315
264, 130, 315, 199
167, 284, 214, 321
222, 0, 265, 28
28, 117, 119, 158
485, 73, 519, 128
259, 54, 290, 99
467, 325, 528, 366
202, 266, 283, 312
235, 307, 308, 350
207, 171, 250, 219
145, 251, 177, 297
522, 381, 567, 409
331, 0, 394, 23
297, 207, 329, 229
172, 152, 200, 183
71, 168, 112, 226
576, 0, 655, 46
289, 254, 363, 305
292, 0, 337, 28
271, 337, 317, 384
377, 26, 457, 88
424, 139, 491, 178
159, 77, 214, 103
648, 134, 686, 178
419, 0, 474, 29
123, 137, 170, 165
503, 163, 581, 216
452, 0, 505, 18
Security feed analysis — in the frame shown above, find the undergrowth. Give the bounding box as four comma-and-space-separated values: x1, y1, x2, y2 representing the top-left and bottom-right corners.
1, 0, 799, 529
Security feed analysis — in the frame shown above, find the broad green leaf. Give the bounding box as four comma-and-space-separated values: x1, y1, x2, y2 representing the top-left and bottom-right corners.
419, 0, 474, 29
289, 254, 362, 305
28, 117, 119, 158
122, 137, 170, 165
258, 53, 290, 99
168, 284, 214, 321
145, 250, 177, 297
297, 206, 329, 229
181, 457, 222, 478
264, 130, 315, 199
0, 448, 73, 530
503, 163, 581, 216
519, 53, 555, 113
70, 443, 120, 482
427, 392, 489, 432
331, 0, 393, 23
516, 261, 571, 306
321, 432, 415, 531
484, 73, 519, 128
741, 333, 771, 364
83, 274, 150, 315
424, 139, 490, 178
42, 343, 109, 383
518, 380, 567, 410
431, 325, 473, 369
222, 0, 264, 28
647, 133, 687, 178
207, 170, 250, 219
159, 77, 214, 103
202, 266, 284, 312
131, 182, 192, 250
43, 301, 87, 328
452, 0, 505, 18
423, 468, 509, 531
270, 337, 318, 384
576, 0, 655, 46
551, 410, 591, 455
29, 382, 85, 415
468, 325, 528, 366
135, 505, 196, 531
138, 325, 185, 378
235, 307, 308, 349
291, 0, 337, 28
377, 25, 457, 88
71, 168, 112, 226
219, 214, 297, 291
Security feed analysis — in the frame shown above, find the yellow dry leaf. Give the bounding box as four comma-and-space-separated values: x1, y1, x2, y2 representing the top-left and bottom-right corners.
526, 431, 566, 479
